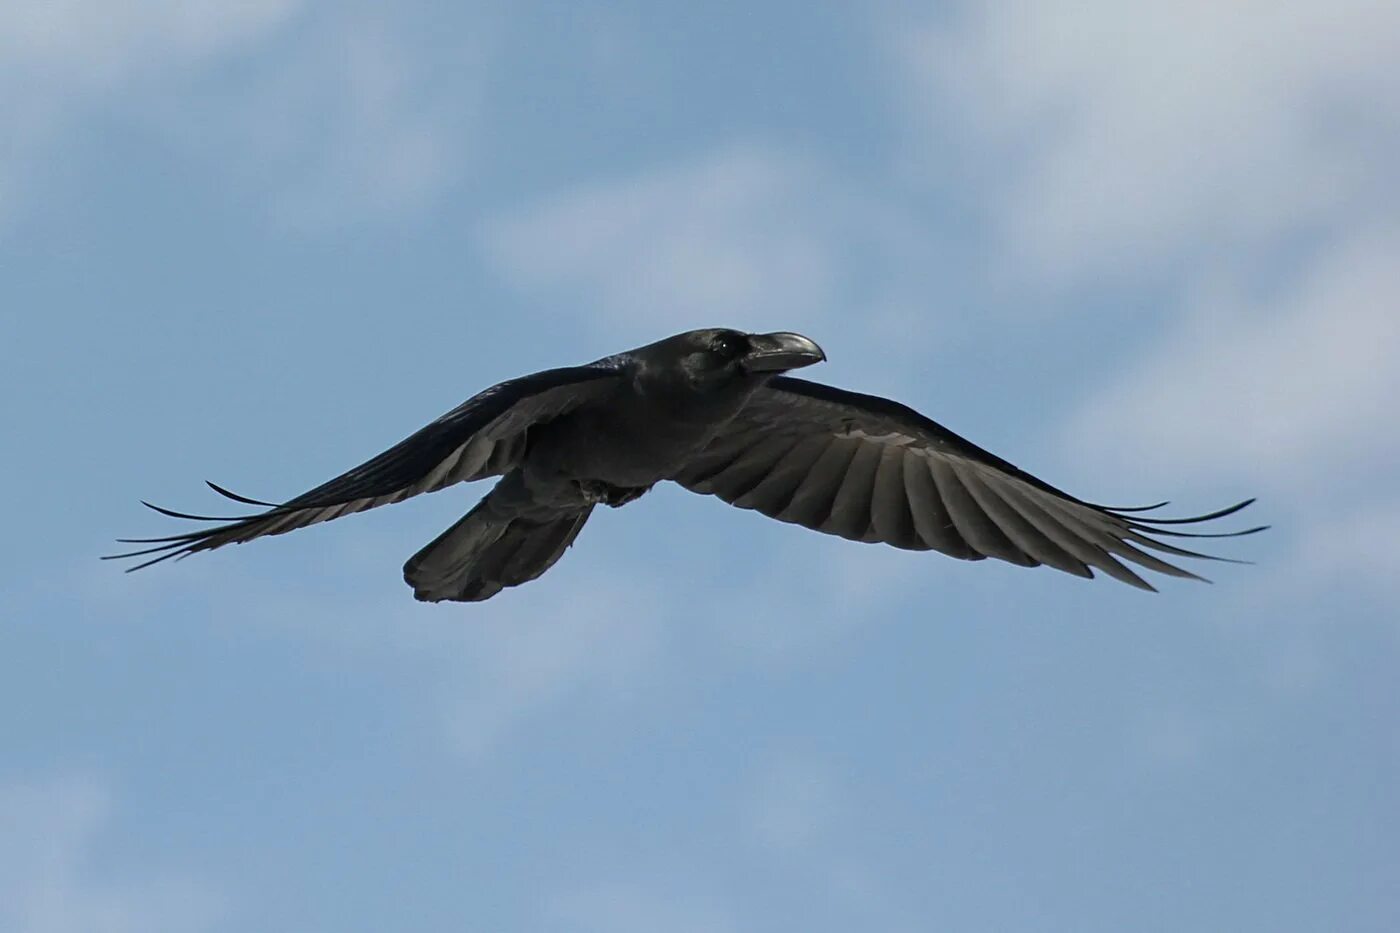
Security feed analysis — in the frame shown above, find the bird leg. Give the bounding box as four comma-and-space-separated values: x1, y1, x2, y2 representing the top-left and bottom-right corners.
577, 480, 652, 508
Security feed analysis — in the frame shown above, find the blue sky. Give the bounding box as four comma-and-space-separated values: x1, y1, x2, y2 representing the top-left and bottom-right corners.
3, 2, 1398, 931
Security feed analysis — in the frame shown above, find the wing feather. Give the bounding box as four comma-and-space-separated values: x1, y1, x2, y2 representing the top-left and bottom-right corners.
674, 376, 1264, 590
777, 437, 860, 528
824, 441, 882, 541
706, 434, 805, 503
869, 446, 924, 550
959, 472, 1090, 578
935, 458, 1037, 566
902, 451, 979, 559
993, 482, 1155, 590
109, 365, 621, 570
729, 435, 833, 515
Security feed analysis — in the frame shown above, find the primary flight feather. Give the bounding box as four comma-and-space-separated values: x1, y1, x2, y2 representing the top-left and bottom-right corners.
109, 329, 1264, 601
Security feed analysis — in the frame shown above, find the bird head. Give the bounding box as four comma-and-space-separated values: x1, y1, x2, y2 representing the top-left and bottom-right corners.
647, 328, 826, 393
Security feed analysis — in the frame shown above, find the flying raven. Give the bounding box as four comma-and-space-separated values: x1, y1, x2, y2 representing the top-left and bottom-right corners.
109, 329, 1263, 601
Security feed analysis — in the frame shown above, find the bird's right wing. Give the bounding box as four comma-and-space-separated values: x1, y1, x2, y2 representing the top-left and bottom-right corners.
108, 365, 623, 570
674, 376, 1265, 591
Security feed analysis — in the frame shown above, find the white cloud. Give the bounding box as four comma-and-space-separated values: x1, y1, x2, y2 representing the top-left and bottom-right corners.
175, 16, 483, 229
0, 1, 480, 229
480, 144, 933, 350
1062, 226, 1400, 494
897, 0, 1400, 281
484, 145, 835, 325
0, 0, 300, 224
897, 4, 1400, 608
1060, 226, 1400, 609
0, 777, 222, 933
0, 0, 296, 85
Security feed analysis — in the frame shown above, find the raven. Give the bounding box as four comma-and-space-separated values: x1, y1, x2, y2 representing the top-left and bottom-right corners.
109, 329, 1263, 601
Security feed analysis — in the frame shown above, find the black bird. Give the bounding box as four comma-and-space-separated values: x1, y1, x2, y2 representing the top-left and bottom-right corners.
109, 329, 1263, 601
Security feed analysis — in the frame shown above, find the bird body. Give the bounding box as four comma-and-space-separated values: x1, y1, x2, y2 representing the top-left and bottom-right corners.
111, 329, 1263, 602
521, 381, 725, 492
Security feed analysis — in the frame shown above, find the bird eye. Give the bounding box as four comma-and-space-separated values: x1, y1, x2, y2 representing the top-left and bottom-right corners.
710, 334, 742, 358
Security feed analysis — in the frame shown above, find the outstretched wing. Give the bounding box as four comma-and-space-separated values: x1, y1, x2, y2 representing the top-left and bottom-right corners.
108, 365, 623, 570
674, 377, 1266, 591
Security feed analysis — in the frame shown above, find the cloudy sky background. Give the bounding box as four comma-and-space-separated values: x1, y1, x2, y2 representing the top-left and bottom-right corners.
3, 2, 1397, 930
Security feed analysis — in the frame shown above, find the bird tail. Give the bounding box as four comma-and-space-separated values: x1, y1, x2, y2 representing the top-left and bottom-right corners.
403, 497, 594, 603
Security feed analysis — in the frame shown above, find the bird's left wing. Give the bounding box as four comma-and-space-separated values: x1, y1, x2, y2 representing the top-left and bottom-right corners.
674, 376, 1264, 591
108, 365, 623, 570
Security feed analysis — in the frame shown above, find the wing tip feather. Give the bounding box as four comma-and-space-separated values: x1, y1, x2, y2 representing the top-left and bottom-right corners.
206, 480, 279, 507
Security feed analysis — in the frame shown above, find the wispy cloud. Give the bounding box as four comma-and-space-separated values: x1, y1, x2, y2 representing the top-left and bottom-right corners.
483, 145, 842, 326
0, 777, 222, 933
0, 0, 300, 225
1062, 226, 1400, 494
0, 0, 297, 85
1056, 226, 1400, 605
479, 143, 937, 360
163, 13, 488, 229
0, 1, 487, 230
896, 0, 1400, 282
897, 3, 1400, 612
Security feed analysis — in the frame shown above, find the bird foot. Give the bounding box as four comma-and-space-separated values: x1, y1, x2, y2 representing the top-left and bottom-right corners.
577, 480, 652, 508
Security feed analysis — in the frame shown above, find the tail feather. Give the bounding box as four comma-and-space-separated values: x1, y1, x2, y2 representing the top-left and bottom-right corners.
404, 500, 593, 603
497, 510, 592, 586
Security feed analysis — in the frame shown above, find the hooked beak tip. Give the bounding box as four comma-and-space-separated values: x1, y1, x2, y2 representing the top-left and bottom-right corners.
742, 331, 826, 373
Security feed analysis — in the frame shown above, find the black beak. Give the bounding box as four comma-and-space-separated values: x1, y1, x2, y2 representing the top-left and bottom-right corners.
740, 332, 826, 374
